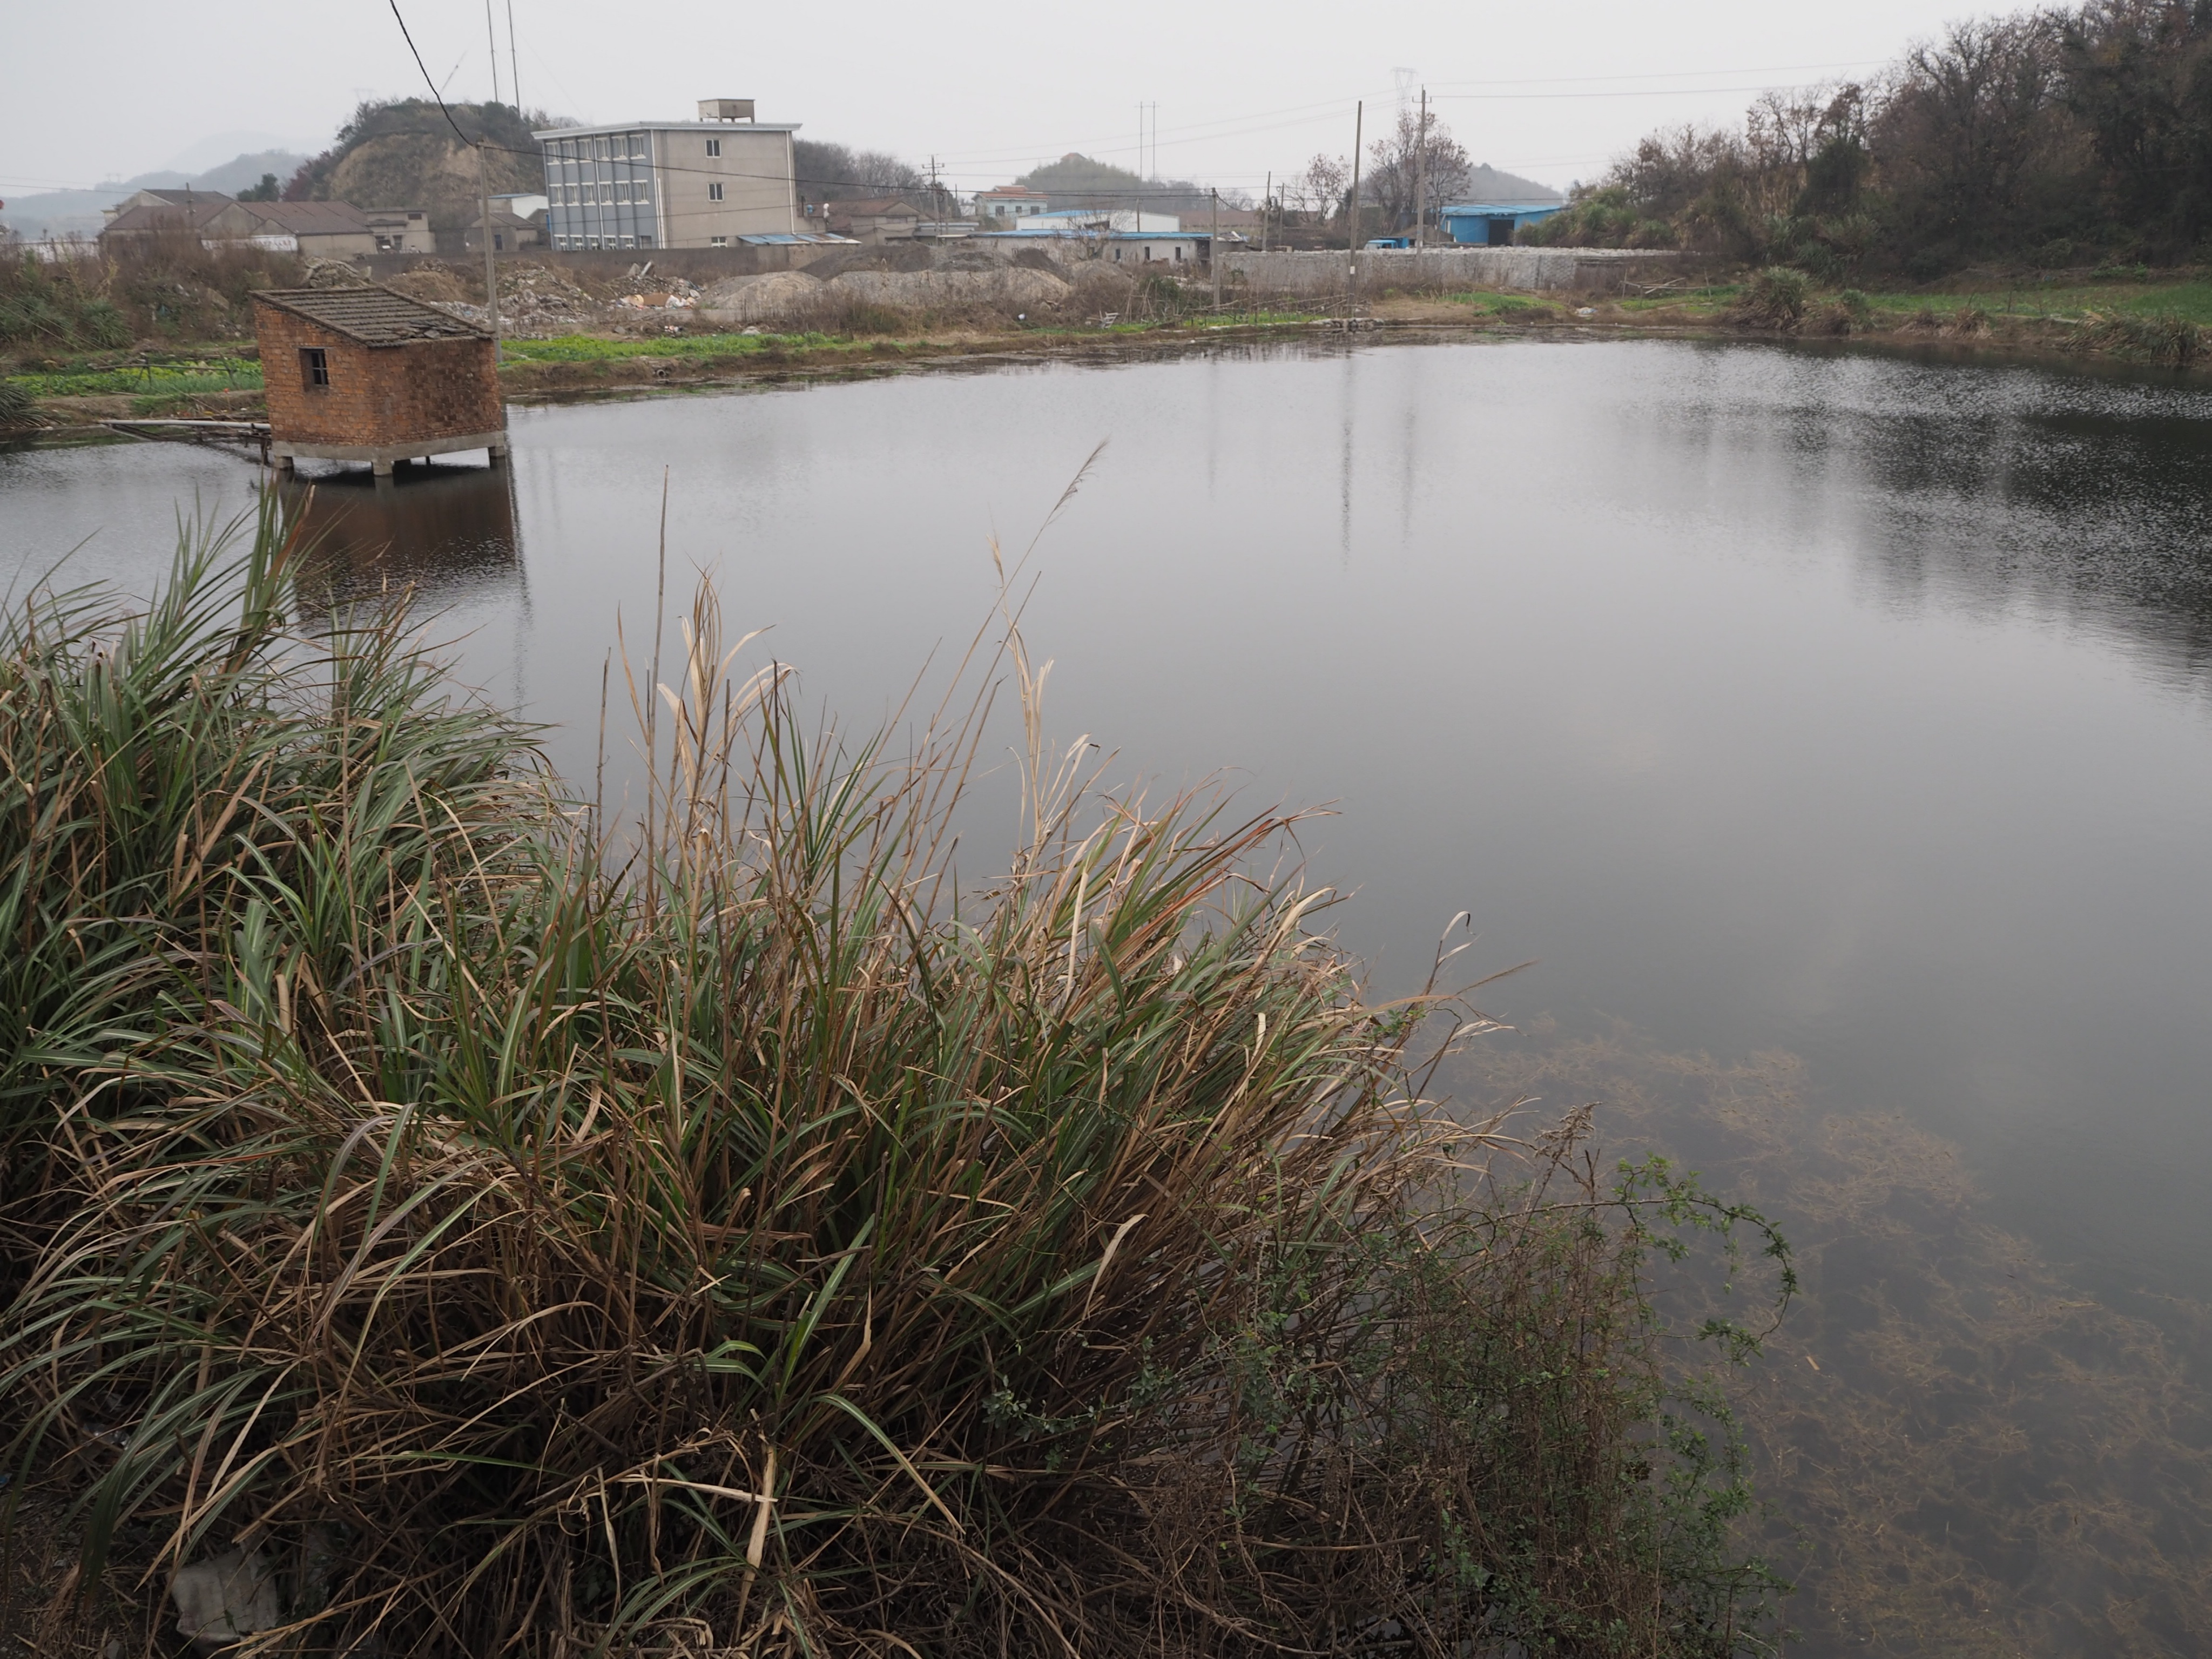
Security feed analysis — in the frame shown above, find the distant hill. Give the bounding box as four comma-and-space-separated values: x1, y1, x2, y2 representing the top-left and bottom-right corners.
1, 149, 307, 241
1453, 165, 1562, 207
283, 101, 550, 233
1016, 153, 1220, 214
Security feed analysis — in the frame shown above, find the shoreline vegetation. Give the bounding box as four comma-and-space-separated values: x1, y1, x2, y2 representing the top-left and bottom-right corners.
14, 266, 2212, 439
0, 504, 1794, 1657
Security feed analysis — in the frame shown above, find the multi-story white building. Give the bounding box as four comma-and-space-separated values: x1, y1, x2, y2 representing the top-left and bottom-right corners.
535, 99, 800, 251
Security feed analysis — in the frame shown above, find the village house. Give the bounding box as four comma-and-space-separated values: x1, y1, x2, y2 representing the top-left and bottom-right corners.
97, 195, 235, 246
251, 286, 507, 477
367, 208, 434, 254
102, 186, 224, 222
824, 197, 923, 245
99, 198, 431, 260
1100, 230, 1211, 266
1010, 208, 1180, 234
973, 185, 1050, 224
467, 203, 547, 253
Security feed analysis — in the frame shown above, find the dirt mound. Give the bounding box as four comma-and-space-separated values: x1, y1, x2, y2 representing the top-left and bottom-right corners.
824, 266, 1073, 316
697, 270, 825, 325
380, 266, 471, 305
1062, 263, 1138, 315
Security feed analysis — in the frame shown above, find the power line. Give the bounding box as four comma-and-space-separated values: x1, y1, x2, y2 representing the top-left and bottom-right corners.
1433, 83, 1866, 102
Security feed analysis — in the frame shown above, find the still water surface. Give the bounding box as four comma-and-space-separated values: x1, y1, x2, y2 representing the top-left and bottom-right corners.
6, 335, 2212, 1644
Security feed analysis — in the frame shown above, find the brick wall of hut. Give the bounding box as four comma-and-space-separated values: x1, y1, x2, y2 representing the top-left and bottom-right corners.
254, 302, 503, 449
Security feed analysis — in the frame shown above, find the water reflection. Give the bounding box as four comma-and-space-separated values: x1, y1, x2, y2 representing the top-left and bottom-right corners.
277, 461, 524, 621
1682, 343, 2212, 691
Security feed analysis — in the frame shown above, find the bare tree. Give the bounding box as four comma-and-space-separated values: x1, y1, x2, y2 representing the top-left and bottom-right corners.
1295, 152, 1350, 221
794, 140, 928, 208
1876, 16, 2069, 237
1364, 107, 1473, 233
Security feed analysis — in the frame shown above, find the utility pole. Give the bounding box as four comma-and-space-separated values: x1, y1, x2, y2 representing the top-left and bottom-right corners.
1413, 87, 1428, 251
1210, 187, 1220, 310
483, 0, 501, 105
1347, 100, 1363, 317
1263, 170, 1271, 253
505, 0, 521, 113
477, 137, 502, 363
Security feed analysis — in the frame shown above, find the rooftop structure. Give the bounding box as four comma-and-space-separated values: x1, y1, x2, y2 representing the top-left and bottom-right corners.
534, 100, 800, 251
252, 286, 506, 476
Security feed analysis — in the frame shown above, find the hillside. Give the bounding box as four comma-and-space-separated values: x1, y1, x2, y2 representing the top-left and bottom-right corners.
1458, 164, 1562, 206
284, 100, 548, 232
1016, 153, 1216, 213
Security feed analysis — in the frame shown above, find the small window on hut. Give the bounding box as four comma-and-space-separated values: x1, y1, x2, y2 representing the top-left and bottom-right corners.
300, 347, 329, 390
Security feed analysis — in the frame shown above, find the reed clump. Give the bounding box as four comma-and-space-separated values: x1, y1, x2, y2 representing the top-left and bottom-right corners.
2072, 308, 2204, 367
1, 504, 1790, 1657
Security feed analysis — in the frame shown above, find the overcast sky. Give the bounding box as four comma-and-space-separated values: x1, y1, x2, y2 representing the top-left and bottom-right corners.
5, 0, 2026, 200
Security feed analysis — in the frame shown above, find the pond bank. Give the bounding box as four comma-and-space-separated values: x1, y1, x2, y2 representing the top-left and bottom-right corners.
12, 287, 2212, 443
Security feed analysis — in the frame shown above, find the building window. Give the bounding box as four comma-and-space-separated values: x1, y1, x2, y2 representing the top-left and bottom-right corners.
637, 234, 653, 247
706, 138, 721, 157
620, 235, 635, 247
710, 235, 727, 247
493, 233, 505, 251
300, 347, 329, 389
708, 182, 724, 201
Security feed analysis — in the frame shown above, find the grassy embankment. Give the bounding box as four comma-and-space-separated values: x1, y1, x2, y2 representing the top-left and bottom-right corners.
0, 503, 1791, 1656
1, 312, 1341, 426
22, 265, 2211, 431
1417, 268, 2212, 365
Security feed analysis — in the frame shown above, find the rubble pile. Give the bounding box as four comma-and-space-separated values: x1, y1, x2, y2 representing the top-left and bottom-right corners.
500, 265, 599, 335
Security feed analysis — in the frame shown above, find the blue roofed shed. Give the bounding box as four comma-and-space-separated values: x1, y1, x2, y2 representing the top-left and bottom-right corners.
1440, 201, 1566, 246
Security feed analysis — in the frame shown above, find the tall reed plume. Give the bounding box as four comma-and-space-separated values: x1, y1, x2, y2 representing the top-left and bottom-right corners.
0, 498, 1790, 1656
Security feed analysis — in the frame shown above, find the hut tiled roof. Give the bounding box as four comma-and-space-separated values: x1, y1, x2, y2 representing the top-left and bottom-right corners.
251, 286, 490, 345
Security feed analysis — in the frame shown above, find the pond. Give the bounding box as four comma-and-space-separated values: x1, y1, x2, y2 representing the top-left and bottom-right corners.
9, 333, 2212, 1653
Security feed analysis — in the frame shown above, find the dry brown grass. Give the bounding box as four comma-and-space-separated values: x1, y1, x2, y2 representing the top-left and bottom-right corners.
0, 503, 1792, 1657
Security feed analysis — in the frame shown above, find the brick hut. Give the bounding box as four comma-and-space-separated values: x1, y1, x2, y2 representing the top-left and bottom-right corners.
252, 286, 507, 476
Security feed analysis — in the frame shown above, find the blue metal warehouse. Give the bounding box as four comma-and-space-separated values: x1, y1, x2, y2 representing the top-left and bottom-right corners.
1440, 201, 1566, 246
